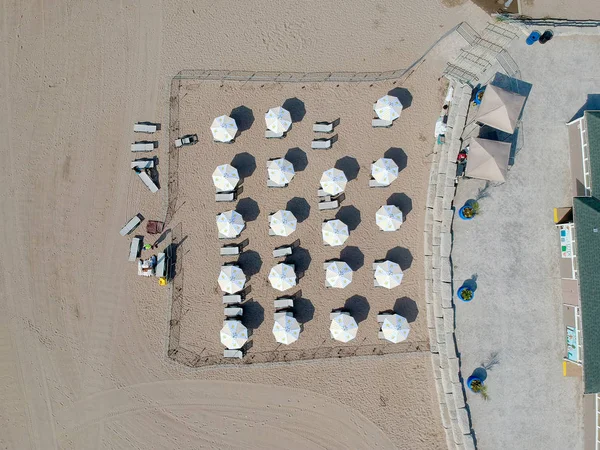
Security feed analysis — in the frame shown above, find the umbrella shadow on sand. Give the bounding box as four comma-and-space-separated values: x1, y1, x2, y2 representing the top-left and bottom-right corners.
286, 197, 311, 223
282, 97, 306, 122
230, 106, 255, 133
393, 297, 419, 323
242, 299, 264, 329
335, 156, 360, 181
386, 247, 413, 271
344, 295, 370, 323
384, 147, 407, 172
231, 152, 256, 179
387, 87, 412, 109
285, 147, 308, 171
236, 197, 260, 222
387, 193, 412, 218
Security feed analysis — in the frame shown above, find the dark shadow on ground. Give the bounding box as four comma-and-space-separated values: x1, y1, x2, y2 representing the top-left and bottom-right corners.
335, 156, 360, 181
285, 147, 308, 171
335, 206, 361, 231
236, 197, 260, 222
242, 299, 264, 329
294, 297, 315, 323
340, 246, 364, 271
238, 250, 263, 277
230, 106, 255, 132
462, 274, 478, 292
286, 197, 311, 223
471, 367, 488, 382
231, 152, 256, 179
386, 247, 413, 271
344, 295, 370, 323
393, 297, 419, 323
282, 97, 306, 122
285, 247, 311, 273
387, 193, 412, 217
384, 147, 408, 172
569, 94, 600, 123
387, 87, 413, 109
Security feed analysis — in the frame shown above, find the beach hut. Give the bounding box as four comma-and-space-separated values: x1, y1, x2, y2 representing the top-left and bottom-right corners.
325, 261, 353, 288
371, 158, 399, 185
330, 313, 358, 343
269, 210, 297, 237
220, 320, 248, 349
322, 219, 350, 247
465, 137, 511, 182
265, 107, 292, 134
374, 95, 403, 121
381, 314, 410, 343
374, 260, 403, 289
268, 158, 295, 185
320, 168, 348, 196
474, 84, 526, 134
268, 263, 297, 291
211, 115, 238, 142
212, 164, 240, 191
218, 265, 246, 294
272, 314, 301, 345
376, 205, 403, 231
216, 210, 245, 238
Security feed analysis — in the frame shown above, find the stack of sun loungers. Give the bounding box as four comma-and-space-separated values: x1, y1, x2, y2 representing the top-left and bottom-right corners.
317, 188, 343, 211
311, 120, 338, 149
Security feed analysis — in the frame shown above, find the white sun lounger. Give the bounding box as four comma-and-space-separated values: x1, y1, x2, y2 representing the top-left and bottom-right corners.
273, 246, 292, 258
369, 179, 389, 187
220, 244, 241, 256
274, 311, 293, 320
223, 294, 243, 304
223, 349, 244, 359
378, 331, 386, 339
377, 314, 391, 323
372, 119, 393, 128
155, 252, 166, 278
267, 180, 287, 188
131, 159, 155, 169
374, 278, 384, 287
265, 130, 285, 139
311, 138, 332, 149
318, 200, 339, 211
135, 170, 159, 193
131, 142, 156, 152
215, 192, 235, 202
133, 123, 157, 133
224, 307, 243, 318
119, 215, 142, 236
128, 238, 141, 262
313, 122, 333, 133
317, 189, 328, 197
274, 299, 294, 310
330, 310, 349, 320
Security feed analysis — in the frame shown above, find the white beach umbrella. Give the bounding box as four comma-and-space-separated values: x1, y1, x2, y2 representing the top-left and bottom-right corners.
212, 164, 240, 191
374, 260, 403, 289
320, 168, 348, 195
269, 210, 297, 237
322, 219, 349, 247
325, 261, 353, 289
220, 320, 248, 349
376, 205, 403, 231
218, 265, 246, 294
330, 314, 358, 343
371, 158, 399, 185
374, 95, 403, 121
267, 158, 295, 185
265, 107, 292, 133
268, 263, 297, 291
381, 314, 410, 343
272, 314, 301, 345
210, 115, 238, 142
216, 210, 245, 238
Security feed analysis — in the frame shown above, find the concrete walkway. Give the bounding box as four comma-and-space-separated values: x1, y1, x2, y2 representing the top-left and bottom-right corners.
452, 35, 600, 449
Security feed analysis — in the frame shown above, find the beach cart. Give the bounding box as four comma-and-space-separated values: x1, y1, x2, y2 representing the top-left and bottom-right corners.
146, 220, 164, 235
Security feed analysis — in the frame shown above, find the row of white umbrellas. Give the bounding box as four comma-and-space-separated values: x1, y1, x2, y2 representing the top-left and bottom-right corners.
324, 259, 404, 289
220, 313, 410, 349
210, 95, 403, 143
215, 207, 402, 240
218, 263, 296, 294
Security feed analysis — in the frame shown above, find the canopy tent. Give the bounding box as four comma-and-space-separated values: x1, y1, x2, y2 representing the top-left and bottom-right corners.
216, 210, 245, 238
371, 158, 399, 185
265, 107, 292, 133
268, 158, 295, 185
210, 115, 238, 142
381, 314, 410, 343
330, 314, 358, 343
272, 314, 301, 345
374, 260, 403, 289
220, 320, 248, 349
465, 137, 511, 182
320, 168, 348, 196
218, 265, 246, 294
322, 219, 350, 247
376, 205, 403, 231
374, 95, 403, 121
268, 263, 297, 291
269, 210, 297, 237
475, 84, 526, 134
212, 164, 240, 191
324, 261, 353, 288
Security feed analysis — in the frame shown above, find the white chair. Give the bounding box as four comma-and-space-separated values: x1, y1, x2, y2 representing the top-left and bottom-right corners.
155, 252, 166, 277
311, 139, 332, 149
372, 119, 393, 128
131, 159, 155, 169
133, 123, 157, 133
135, 169, 159, 193
267, 180, 287, 188
220, 245, 241, 256
378, 331, 386, 339
274, 299, 294, 310
369, 179, 388, 188
318, 200, 339, 210
128, 238, 141, 262
215, 192, 235, 202
313, 122, 333, 133
223, 294, 243, 304
119, 215, 142, 236
273, 246, 292, 258
223, 349, 244, 359
224, 307, 243, 318
265, 130, 284, 138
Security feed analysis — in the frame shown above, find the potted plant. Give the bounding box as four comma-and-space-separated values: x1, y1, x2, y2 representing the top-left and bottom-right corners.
458, 201, 479, 220
467, 376, 489, 400
457, 285, 474, 302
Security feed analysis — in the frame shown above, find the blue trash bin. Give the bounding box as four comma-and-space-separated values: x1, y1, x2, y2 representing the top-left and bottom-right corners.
526, 31, 540, 45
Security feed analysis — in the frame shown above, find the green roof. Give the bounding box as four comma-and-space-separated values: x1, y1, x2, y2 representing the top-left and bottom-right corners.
573, 196, 600, 393
586, 111, 600, 195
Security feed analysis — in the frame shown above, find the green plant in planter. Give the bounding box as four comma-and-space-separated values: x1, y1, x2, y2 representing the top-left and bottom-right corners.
462, 202, 480, 218
460, 288, 474, 301
470, 380, 489, 400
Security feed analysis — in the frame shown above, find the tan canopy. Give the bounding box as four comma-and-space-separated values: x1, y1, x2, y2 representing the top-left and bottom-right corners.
466, 137, 511, 182
475, 85, 526, 134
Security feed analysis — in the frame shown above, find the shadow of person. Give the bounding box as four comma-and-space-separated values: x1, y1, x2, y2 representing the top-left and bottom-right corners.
231, 152, 257, 178
344, 295, 370, 323
385, 247, 412, 271
282, 97, 306, 122
236, 197, 260, 222
334, 156, 360, 181
393, 297, 419, 322
230, 106, 255, 132
285, 147, 308, 171
387, 87, 413, 109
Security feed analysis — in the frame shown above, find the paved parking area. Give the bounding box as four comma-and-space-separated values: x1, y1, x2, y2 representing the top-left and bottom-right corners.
452, 35, 600, 449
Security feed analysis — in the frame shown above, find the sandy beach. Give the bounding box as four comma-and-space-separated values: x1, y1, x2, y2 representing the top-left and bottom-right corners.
0, 1, 493, 449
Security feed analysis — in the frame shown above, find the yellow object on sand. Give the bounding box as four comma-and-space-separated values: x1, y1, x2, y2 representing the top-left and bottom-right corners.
159, 277, 167, 286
